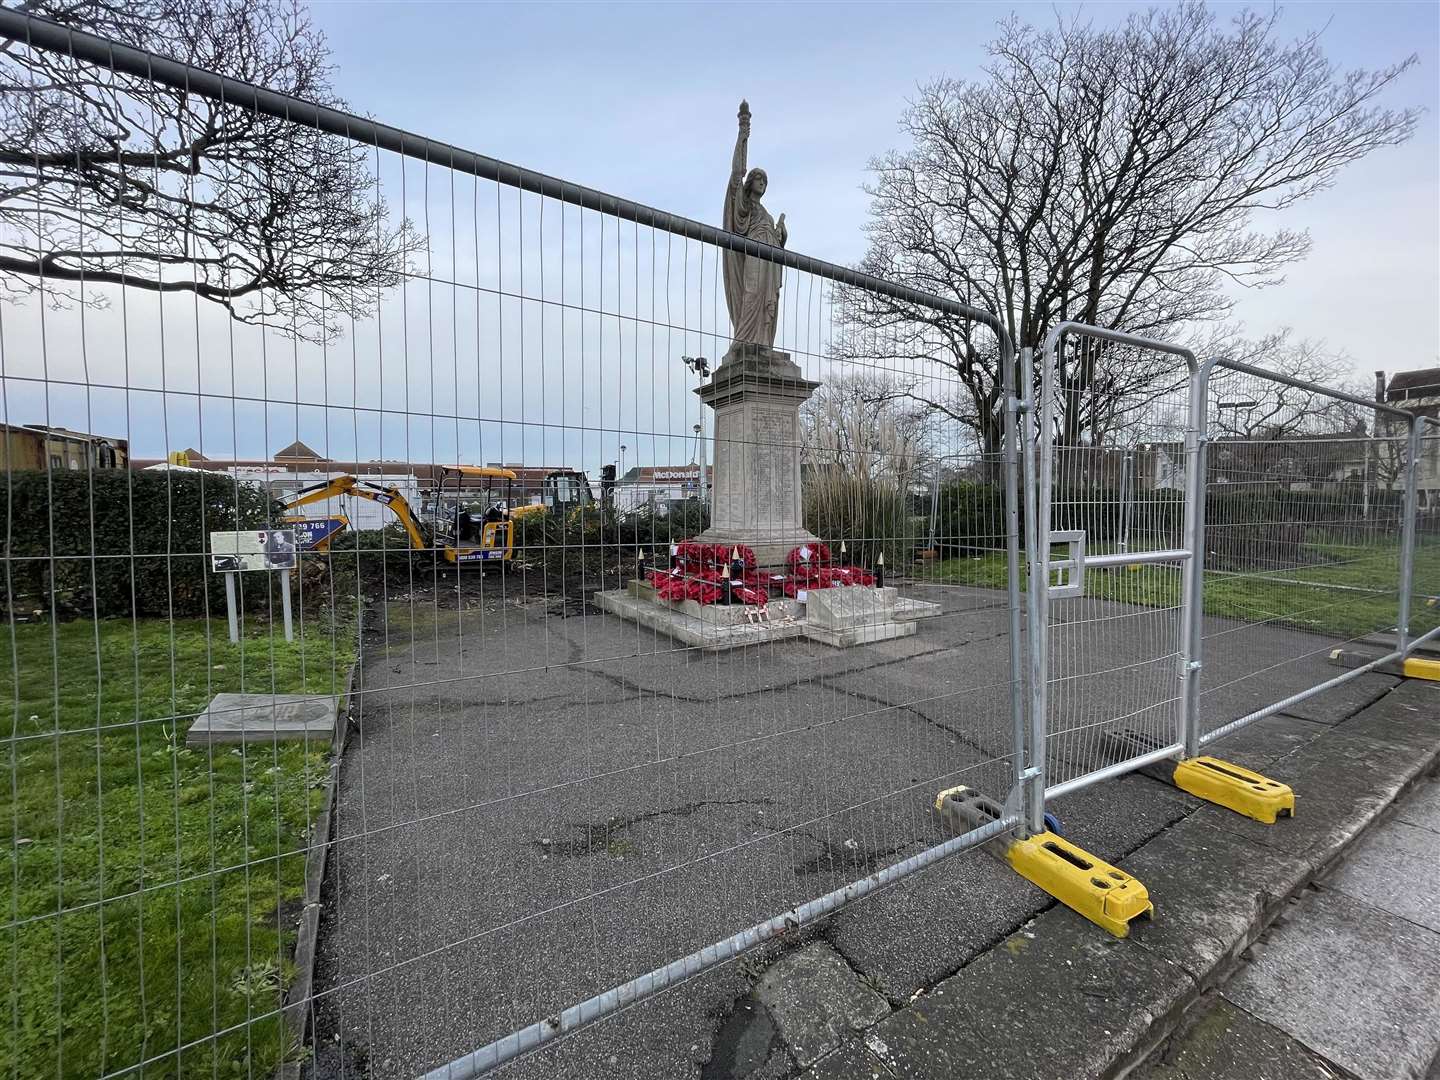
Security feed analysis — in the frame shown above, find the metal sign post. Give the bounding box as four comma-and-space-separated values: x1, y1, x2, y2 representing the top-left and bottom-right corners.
223, 571, 240, 644
279, 569, 294, 644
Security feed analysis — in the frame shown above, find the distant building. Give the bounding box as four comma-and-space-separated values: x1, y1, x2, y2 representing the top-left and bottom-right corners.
1382, 367, 1440, 507
616, 464, 709, 514
133, 443, 426, 530
0, 424, 129, 472
130, 447, 600, 528
1384, 368, 1440, 416
134, 444, 436, 483
1205, 431, 1368, 492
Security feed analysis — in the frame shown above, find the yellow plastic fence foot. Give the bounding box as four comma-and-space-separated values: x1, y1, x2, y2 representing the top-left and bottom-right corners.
1005, 832, 1153, 938
934, 785, 1012, 862
1172, 756, 1295, 824
1402, 656, 1440, 681
934, 784, 1004, 829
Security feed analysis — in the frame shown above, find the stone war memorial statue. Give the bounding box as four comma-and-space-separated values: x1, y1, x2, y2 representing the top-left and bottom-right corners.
695, 100, 824, 568
594, 101, 939, 649
724, 100, 786, 349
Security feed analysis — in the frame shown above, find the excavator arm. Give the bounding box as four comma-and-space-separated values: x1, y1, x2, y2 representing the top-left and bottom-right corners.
281, 475, 429, 552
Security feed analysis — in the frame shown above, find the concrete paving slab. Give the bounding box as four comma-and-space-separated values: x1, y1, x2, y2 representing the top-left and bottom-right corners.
1198, 729, 1434, 864
1129, 997, 1338, 1080
1047, 771, 1198, 862
593, 588, 808, 650
800, 1036, 893, 1079
860, 908, 1196, 1080
1224, 888, 1440, 1080
807, 587, 898, 629
1124, 816, 1309, 980
1276, 672, 1400, 725
1336, 677, 1440, 752
823, 849, 1042, 1004
1398, 779, 1440, 833
1325, 818, 1440, 933
1198, 712, 1328, 773
754, 942, 889, 1068
826, 772, 1193, 1005
184, 691, 337, 747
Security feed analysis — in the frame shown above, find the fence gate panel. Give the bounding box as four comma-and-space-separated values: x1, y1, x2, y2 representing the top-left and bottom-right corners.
1028, 325, 1199, 820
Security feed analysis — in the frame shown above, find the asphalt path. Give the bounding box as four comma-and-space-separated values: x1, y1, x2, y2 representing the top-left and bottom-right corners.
306, 577, 1364, 1079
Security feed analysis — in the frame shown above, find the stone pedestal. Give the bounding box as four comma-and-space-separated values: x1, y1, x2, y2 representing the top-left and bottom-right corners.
592, 340, 945, 651
694, 342, 821, 567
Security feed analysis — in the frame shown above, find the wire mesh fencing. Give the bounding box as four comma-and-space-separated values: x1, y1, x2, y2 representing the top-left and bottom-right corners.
1194, 360, 1430, 745
0, 12, 1026, 1079
1029, 326, 1198, 804
1406, 419, 1440, 638
5, 9, 1440, 1080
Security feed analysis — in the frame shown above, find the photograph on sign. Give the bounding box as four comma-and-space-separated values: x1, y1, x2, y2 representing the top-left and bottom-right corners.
210, 529, 297, 572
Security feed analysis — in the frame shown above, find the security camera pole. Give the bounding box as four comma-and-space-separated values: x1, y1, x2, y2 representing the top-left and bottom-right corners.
683, 354, 710, 515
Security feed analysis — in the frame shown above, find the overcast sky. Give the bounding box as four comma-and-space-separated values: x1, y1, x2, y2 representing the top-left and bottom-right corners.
313, 0, 1439, 372
2, 1, 1436, 469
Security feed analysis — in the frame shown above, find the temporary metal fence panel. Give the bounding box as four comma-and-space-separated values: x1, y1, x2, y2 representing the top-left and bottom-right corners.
0, 11, 1026, 1080
9, 10, 1440, 1080
1412, 418, 1440, 630
1193, 359, 1433, 747
1028, 325, 1198, 821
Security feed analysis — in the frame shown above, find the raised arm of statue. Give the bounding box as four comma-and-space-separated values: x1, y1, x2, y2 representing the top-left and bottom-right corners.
731, 99, 750, 189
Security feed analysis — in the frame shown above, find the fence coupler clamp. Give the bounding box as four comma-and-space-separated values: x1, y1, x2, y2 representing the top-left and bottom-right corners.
1172, 756, 1294, 824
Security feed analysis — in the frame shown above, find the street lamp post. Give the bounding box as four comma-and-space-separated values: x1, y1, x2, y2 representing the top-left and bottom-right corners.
617, 445, 628, 515
682, 355, 710, 517
691, 422, 702, 499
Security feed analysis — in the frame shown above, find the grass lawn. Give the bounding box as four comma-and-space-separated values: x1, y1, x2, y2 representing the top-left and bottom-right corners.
2, 612, 355, 1078
924, 538, 1440, 643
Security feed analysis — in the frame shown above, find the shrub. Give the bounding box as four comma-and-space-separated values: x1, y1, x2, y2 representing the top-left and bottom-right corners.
513, 501, 711, 564
2, 469, 279, 620
803, 473, 913, 569
931, 481, 1010, 554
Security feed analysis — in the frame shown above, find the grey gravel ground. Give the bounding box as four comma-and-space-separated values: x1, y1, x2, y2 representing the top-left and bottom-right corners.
304, 578, 1370, 1079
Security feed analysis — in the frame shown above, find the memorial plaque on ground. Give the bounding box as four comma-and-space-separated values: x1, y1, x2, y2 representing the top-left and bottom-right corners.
185, 692, 338, 747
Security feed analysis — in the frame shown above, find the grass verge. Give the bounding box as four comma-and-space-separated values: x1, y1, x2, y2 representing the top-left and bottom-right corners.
926, 539, 1440, 643
2, 610, 356, 1078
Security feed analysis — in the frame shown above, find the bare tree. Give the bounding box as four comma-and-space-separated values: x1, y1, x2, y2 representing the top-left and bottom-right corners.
1205, 329, 1386, 490
841, 3, 1418, 453
0, 0, 415, 342
800, 372, 935, 486
1209, 330, 1367, 440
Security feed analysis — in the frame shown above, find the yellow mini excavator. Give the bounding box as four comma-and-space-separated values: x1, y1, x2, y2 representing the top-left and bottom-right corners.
281, 467, 519, 566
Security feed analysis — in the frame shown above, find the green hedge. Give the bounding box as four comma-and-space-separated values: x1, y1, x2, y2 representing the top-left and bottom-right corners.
2, 470, 279, 620
930, 481, 1406, 563
803, 475, 913, 568
513, 501, 710, 554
